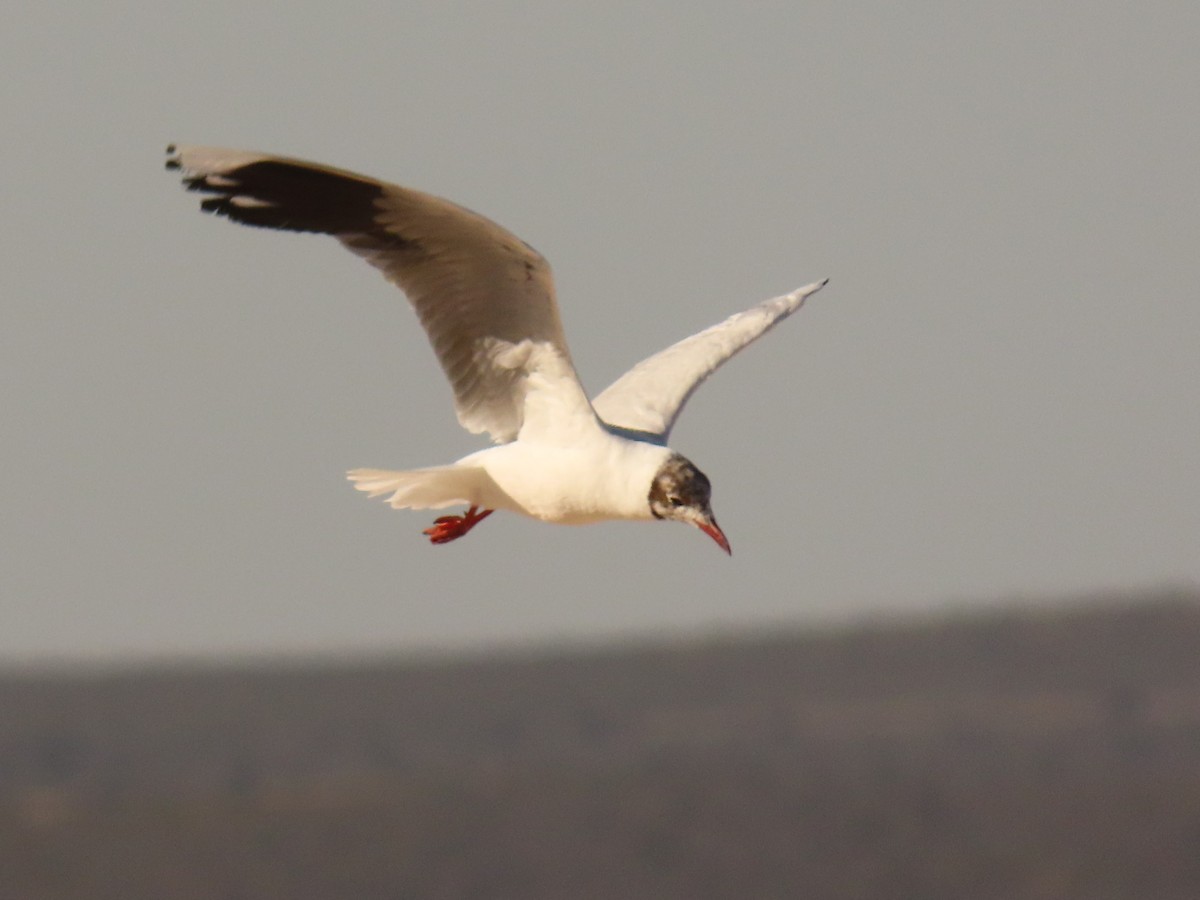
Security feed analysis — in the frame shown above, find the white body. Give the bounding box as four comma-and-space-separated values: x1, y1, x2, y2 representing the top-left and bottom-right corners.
349, 423, 673, 525
458, 431, 674, 524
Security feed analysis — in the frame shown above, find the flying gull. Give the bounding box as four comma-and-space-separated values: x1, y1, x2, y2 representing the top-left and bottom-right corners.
166, 145, 827, 553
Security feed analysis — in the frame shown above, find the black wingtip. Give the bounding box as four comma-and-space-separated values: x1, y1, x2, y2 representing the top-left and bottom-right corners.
164, 144, 180, 171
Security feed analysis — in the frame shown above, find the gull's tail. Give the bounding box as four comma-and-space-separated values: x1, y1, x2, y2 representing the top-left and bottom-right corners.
347, 466, 480, 511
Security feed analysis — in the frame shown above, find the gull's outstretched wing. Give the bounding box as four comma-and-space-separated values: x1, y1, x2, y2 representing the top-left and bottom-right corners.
166, 145, 593, 444
591, 279, 828, 442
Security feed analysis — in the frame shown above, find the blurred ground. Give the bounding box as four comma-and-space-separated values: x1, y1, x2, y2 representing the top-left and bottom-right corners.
3, 586, 1199, 899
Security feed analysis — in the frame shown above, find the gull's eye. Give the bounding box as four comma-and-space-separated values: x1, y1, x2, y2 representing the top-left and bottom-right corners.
668, 495, 684, 507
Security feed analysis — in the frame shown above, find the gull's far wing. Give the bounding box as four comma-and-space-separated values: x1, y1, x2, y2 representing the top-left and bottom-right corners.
166, 145, 593, 444
591, 280, 828, 442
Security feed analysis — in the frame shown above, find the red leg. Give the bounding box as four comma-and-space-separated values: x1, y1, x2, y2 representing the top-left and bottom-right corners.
422, 506, 494, 545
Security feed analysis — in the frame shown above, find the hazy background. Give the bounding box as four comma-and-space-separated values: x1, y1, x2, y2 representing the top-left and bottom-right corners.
3, 2, 1197, 663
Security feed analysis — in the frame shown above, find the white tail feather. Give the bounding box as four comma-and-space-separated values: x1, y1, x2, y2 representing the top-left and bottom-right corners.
347, 466, 478, 510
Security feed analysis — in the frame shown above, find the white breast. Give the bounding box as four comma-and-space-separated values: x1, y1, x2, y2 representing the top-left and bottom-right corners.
459, 435, 673, 525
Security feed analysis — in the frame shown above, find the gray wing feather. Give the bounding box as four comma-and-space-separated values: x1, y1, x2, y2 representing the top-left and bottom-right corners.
167, 145, 581, 444
591, 280, 828, 441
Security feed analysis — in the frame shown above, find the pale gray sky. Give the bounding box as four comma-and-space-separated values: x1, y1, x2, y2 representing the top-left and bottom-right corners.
3, 3, 1197, 662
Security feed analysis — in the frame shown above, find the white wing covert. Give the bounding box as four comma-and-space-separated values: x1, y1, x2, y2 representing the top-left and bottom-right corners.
591, 279, 828, 441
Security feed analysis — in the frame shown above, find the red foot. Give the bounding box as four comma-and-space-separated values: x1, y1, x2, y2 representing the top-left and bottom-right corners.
422, 506, 494, 545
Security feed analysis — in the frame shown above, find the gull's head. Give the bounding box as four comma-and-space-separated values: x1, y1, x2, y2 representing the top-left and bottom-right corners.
648, 453, 731, 555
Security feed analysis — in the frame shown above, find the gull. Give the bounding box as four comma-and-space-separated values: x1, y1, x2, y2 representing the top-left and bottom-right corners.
166, 145, 827, 554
